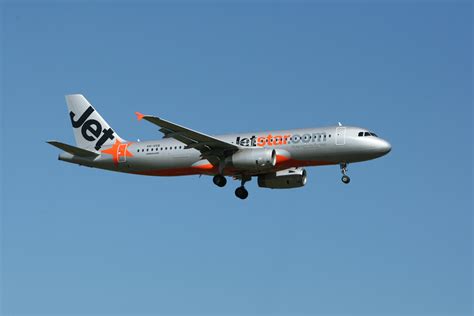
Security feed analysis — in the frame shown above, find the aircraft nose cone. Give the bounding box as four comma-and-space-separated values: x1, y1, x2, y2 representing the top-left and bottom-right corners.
378, 139, 392, 155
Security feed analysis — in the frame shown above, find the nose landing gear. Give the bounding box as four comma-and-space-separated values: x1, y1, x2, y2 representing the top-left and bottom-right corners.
235, 176, 251, 200
342, 175, 350, 184
340, 163, 351, 184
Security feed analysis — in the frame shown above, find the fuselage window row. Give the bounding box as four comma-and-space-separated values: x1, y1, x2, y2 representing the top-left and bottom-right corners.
138, 134, 334, 153
137, 145, 185, 153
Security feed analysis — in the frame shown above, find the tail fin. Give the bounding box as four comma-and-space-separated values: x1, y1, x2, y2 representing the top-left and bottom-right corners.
66, 94, 124, 151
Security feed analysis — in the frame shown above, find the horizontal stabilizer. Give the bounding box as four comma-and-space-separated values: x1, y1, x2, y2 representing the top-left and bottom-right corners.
47, 141, 99, 157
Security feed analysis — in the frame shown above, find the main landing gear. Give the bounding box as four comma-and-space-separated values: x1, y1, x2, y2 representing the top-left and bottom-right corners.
235, 186, 248, 200
213, 174, 227, 187
212, 174, 250, 199
340, 163, 351, 184
235, 176, 251, 200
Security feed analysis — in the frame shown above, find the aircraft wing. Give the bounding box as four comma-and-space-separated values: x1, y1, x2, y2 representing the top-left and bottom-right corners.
135, 112, 239, 159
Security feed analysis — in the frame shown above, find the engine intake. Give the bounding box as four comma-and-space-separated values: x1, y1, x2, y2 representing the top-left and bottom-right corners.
228, 148, 276, 171
258, 167, 307, 189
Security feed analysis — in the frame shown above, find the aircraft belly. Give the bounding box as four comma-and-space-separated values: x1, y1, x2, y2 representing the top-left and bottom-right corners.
121, 150, 204, 176
130, 153, 195, 169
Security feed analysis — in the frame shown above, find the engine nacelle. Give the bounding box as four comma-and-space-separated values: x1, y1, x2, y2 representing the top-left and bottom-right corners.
258, 167, 307, 189
228, 148, 276, 171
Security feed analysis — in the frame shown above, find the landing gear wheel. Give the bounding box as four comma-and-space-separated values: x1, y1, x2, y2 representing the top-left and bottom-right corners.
341, 175, 351, 184
213, 175, 227, 187
339, 163, 350, 184
235, 186, 249, 200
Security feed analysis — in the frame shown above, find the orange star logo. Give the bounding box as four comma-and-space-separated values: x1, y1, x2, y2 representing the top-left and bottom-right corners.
101, 139, 134, 166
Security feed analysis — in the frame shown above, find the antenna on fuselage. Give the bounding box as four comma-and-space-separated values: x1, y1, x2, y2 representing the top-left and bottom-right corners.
338, 122, 342, 126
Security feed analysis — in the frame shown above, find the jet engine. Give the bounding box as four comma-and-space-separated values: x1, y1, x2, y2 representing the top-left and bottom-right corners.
258, 167, 307, 189
228, 148, 276, 171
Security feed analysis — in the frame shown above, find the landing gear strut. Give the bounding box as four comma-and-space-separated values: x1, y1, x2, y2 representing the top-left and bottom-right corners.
235, 176, 251, 200
340, 163, 350, 184
213, 175, 227, 187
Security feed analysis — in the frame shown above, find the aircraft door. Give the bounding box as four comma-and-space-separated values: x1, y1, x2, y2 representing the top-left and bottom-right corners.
336, 127, 346, 145
118, 144, 128, 163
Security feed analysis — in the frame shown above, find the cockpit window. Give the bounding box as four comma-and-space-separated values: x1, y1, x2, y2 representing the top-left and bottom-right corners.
359, 131, 379, 137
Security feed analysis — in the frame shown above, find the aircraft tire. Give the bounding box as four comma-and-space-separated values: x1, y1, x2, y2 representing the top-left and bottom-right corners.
341, 175, 351, 184
213, 175, 227, 187
235, 186, 249, 200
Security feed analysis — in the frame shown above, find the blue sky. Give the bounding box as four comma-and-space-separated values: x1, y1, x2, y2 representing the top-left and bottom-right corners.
1, 2, 472, 315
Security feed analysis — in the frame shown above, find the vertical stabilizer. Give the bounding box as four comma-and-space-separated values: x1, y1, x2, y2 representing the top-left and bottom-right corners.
66, 94, 124, 151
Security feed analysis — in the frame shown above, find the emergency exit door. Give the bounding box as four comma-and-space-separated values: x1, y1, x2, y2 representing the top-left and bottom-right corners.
336, 127, 346, 145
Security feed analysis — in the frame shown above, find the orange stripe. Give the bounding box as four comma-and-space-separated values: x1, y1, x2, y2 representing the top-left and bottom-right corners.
132, 159, 336, 177
192, 163, 214, 170
276, 154, 291, 164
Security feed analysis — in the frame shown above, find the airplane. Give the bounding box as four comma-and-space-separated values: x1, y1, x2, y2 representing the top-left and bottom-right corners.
48, 94, 392, 199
